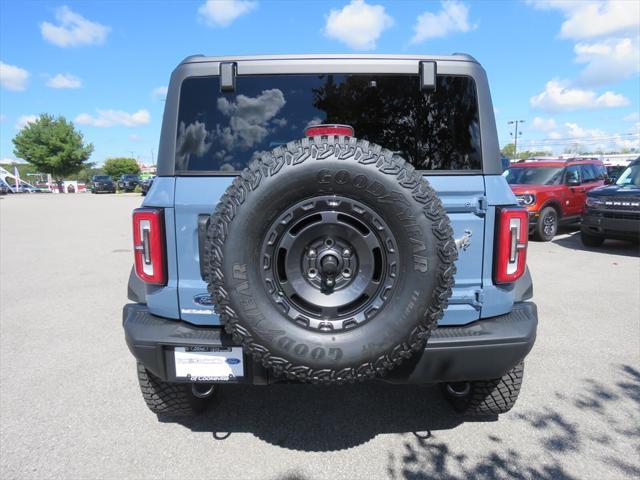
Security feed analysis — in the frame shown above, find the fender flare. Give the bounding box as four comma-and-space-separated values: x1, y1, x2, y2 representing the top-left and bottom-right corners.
513, 266, 533, 302
127, 266, 147, 304
539, 199, 563, 218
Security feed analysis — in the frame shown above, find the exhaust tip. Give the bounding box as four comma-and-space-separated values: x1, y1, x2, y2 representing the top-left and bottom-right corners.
445, 382, 471, 398
191, 383, 215, 399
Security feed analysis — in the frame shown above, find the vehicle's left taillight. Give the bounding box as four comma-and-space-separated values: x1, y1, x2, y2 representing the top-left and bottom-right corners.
133, 208, 166, 285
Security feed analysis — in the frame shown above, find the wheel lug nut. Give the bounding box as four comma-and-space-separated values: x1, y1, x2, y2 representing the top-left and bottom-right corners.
308, 248, 316, 258
307, 268, 317, 279
342, 248, 351, 257
326, 278, 334, 287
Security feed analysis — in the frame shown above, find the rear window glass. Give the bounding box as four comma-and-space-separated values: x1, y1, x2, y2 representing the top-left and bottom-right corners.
175, 74, 482, 173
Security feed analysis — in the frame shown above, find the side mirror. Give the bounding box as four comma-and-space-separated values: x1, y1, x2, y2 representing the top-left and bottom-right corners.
567, 177, 580, 186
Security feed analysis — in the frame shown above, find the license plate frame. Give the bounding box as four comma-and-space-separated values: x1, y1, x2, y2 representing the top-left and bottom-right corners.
173, 346, 244, 382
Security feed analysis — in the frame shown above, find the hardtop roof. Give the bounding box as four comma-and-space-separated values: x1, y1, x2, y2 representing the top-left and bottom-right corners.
179, 53, 479, 65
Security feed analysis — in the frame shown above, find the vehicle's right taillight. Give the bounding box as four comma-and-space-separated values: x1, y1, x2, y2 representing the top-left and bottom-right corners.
132, 208, 166, 285
494, 207, 528, 284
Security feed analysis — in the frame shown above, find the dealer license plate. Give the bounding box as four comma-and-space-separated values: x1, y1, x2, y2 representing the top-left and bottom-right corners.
174, 346, 244, 382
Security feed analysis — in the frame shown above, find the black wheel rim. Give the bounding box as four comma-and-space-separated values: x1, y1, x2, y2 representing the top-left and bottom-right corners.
260, 196, 399, 332
543, 212, 557, 236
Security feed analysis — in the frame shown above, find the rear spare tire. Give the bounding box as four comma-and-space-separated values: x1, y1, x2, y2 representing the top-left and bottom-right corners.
203, 136, 457, 384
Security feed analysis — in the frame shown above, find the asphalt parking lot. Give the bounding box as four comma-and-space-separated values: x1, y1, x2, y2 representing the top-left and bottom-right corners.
1, 193, 639, 480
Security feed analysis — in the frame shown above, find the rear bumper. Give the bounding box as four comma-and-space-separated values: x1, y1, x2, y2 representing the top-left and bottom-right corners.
123, 302, 537, 384
581, 210, 640, 240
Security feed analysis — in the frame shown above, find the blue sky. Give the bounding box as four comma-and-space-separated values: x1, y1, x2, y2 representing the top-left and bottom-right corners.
1, 0, 638, 166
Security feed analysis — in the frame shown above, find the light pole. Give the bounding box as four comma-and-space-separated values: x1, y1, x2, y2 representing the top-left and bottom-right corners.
508, 120, 525, 159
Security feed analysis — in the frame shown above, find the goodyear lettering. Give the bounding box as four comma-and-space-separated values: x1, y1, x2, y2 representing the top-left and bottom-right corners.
315, 170, 430, 273
232, 264, 247, 280
276, 335, 343, 361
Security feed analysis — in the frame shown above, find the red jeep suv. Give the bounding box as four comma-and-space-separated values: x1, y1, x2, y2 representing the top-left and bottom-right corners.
504, 158, 607, 241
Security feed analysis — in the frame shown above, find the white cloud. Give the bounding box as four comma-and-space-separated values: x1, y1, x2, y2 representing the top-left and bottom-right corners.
574, 37, 639, 86
198, 0, 257, 27
0, 114, 5, 124
177, 121, 212, 161
411, 0, 476, 44
530, 80, 629, 112
151, 86, 168, 100
0, 61, 29, 91
306, 117, 322, 129
0, 157, 27, 165
46, 73, 82, 89
532, 116, 557, 132
595, 91, 629, 108
563, 122, 605, 139
75, 109, 150, 127
128, 134, 142, 142
40, 6, 110, 47
612, 133, 640, 150
216, 88, 286, 149
623, 112, 640, 122
532, 120, 639, 152
15, 115, 37, 130
324, 0, 393, 50
528, 0, 639, 40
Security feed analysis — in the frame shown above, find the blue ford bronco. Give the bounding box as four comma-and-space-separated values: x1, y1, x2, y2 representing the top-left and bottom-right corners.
124, 54, 537, 417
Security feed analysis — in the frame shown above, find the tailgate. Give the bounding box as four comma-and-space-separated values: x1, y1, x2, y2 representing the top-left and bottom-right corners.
174, 175, 486, 326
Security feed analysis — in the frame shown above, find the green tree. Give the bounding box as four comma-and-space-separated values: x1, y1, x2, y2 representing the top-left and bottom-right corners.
501, 143, 516, 159
12, 114, 93, 193
517, 150, 552, 159
73, 162, 105, 184
103, 157, 140, 179
502, 143, 551, 160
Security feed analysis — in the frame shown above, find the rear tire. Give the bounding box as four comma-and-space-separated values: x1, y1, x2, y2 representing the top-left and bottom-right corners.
534, 207, 558, 241
442, 362, 524, 415
136, 362, 212, 416
581, 231, 605, 247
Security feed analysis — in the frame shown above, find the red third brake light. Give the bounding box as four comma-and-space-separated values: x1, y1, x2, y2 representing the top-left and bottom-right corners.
304, 124, 354, 137
133, 208, 166, 285
494, 207, 528, 284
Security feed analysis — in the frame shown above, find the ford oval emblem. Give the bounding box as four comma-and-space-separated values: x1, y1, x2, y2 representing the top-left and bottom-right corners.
226, 358, 241, 365
193, 293, 213, 306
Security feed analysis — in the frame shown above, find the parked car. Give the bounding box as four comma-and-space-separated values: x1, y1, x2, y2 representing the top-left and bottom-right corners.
16, 184, 37, 193
123, 54, 537, 419
118, 174, 141, 192
140, 176, 155, 196
581, 158, 640, 246
91, 175, 116, 194
504, 158, 607, 241
0, 183, 11, 195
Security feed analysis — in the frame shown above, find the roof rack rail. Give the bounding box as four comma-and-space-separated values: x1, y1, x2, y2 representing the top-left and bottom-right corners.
451, 52, 478, 62
180, 54, 205, 64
